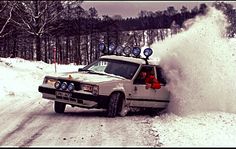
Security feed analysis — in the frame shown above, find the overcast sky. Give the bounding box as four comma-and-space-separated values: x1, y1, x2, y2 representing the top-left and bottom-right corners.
81, 1, 236, 18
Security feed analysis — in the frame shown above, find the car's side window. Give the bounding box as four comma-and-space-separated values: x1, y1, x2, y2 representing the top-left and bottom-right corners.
155, 66, 167, 85
133, 66, 154, 85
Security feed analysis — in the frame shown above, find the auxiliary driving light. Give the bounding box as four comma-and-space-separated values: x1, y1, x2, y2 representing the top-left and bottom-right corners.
143, 48, 153, 58
68, 83, 75, 92
108, 43, 116, 54
61, 82, 68, 90
115, 46, 123, 56
54, 81, 61, 89
98, 43, 106, 52
123, 46, 131, 56
132, 47, 141, 58
98, 42, 109, 54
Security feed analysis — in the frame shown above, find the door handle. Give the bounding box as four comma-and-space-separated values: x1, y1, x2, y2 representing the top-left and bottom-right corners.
134, 86, 137, 91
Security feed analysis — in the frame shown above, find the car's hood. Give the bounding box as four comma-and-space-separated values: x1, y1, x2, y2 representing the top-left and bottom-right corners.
57, 71, 123, 83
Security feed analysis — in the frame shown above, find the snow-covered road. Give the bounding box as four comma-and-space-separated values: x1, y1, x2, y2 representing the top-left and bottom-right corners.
0, 98, 156, 147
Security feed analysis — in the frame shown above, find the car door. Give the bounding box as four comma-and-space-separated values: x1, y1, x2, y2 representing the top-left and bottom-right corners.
127, 65, 170, 108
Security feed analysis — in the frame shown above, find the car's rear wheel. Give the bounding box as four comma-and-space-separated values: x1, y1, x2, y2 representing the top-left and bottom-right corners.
107, 92, 123, 117
54, 101, 66, 113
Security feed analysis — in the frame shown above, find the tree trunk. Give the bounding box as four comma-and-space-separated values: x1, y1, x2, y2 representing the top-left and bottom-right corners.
7, 38, 10, 57
142, 30, 145, 46
4, 38, 7, 57
47, 36, 51, 63
12, 36, 17, 58
90, 34, 93, 63
36, 35, 41, 61
77, 35, 81, 65
66, 36, 69, 64
31, 44, 34, 60
35, 1, 41, 61
85, 36, 89, 64
44, 37, 47, 63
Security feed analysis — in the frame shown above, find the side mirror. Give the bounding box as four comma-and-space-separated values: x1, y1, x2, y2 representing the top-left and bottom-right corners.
78, 68, 83, 72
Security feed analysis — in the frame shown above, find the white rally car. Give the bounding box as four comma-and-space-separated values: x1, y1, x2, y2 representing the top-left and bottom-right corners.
38, 43, 170, 117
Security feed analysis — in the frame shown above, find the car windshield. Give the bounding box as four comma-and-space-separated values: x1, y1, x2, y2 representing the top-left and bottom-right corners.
81, 59, 139, 79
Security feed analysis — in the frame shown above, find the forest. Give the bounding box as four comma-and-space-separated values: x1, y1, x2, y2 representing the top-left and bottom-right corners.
0, 1, 235, 65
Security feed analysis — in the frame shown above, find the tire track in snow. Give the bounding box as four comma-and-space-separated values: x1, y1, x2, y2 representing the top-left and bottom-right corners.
0, 102, 51, 146
18, 125, 48, 147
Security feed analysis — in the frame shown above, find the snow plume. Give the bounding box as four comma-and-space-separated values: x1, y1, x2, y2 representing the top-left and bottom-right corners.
151, 7, 236, 116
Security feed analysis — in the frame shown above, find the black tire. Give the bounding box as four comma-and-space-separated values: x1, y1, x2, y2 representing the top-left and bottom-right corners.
54, 101, 66, 113
107, 92, 123, 117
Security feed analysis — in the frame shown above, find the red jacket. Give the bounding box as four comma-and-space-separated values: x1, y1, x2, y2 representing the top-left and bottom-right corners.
145, 75, 161, 89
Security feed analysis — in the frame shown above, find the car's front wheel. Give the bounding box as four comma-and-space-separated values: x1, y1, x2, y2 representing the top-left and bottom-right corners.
107, 92, 123, 117
54, 101, 66, 113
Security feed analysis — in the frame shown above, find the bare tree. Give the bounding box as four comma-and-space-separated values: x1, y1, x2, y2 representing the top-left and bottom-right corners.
10, 1, 82, 61
0, 1, 16, 38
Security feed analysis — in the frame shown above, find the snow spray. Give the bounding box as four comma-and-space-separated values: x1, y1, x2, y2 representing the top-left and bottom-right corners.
151, 7, 236, 116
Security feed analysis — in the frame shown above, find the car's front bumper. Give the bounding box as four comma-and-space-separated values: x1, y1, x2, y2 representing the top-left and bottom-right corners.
38, 85, 110, 109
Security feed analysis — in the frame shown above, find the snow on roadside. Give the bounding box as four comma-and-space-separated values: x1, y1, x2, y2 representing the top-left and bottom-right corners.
152, 112, 236, 147
150, 7, 236, 147
0, 57, 81, 103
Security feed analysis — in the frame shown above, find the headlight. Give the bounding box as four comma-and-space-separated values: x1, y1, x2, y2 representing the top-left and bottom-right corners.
81, 84, 93, 92
54, 81, 61, 89
81, 84, 99, 95
43, 77, 57, 85
92, 86, 99, 96
61, 82, 68, 90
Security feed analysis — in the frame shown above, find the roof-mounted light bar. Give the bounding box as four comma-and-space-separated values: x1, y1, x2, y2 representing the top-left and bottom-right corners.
98, 43, 153, 61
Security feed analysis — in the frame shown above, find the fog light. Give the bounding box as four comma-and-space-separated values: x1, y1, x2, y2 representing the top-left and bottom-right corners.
68, 83, 75, 91
61, 82, 68, 90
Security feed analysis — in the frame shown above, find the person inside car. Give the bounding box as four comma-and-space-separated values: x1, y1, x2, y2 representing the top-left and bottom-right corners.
136, 68, 161, 89
144, 70, 161, 89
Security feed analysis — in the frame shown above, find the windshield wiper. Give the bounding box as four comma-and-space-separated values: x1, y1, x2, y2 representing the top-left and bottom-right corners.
86, 70, 106, 75
79, 68, 124, 78
78, 68, 88, 72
